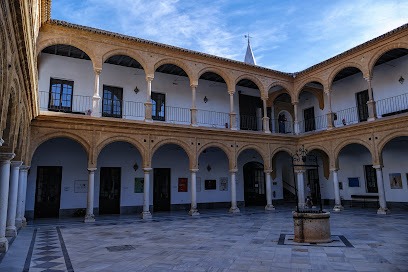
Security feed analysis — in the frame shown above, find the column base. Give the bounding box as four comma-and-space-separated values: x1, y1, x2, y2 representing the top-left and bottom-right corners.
265, 204, 275, 211
15, 218, 23, 229
229, 207, 240, 213
144, 118, 153, 123
188, 208, 200, 216
230, 127, 238, 131
6, 226, 17, 237
0, 237, 8, 253
190, 123, 199, 127
22, 217, 27, 227
377, 207, 390, 215
367, 117, 376, 122
84, 214, 95, 223
141, 211, 152, 220
333, 205, 344, 212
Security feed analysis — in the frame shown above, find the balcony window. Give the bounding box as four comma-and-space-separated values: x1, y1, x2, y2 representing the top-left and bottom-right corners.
102, 85, 123, 118
356, 90, 369, 122
48, 78, 73, 112
152, 92, 165, 121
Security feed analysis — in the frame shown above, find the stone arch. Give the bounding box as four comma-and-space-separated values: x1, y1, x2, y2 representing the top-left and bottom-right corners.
154, 58, 194, 83
102, 48, 149, 72
328, 62, 365, 87
368, 42, 408, 76
198, 66, 232, 91
197, 142, 233, 169
333, 139, 374, 168
237, 144, 270, 170
377, 130, 408, 160
1, 85, 18, 147
37, 37, 98, 69
295, 77, 326, 100
266, 81, 294, 100
28, 132, 91, 166
306, 146, 331, 179
150, 138, 193, 168
94, 136, 146, 168
235, 74, 265, 95
295, 79, 325, 110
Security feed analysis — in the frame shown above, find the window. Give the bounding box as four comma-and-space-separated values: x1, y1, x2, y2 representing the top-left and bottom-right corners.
48, 78, 73, 112
151, 92, 165, 121
356, 90, 369, 122
364, 165, 378, 193
102, 85, 123, 118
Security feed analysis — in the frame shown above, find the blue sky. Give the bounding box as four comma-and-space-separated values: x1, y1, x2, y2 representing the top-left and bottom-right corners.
51, 0, 408, 72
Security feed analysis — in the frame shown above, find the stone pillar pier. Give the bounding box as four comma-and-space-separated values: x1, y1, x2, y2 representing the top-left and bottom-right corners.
190, 84, 198, 127
229, 91, 237, 130
264, 170, 275, 211
84, 168, 96, 222
141, 168, 152, 219
262, 98, 271, 133
6, 161, 22, 237
15, 165, 30, 228
189, 169, 199, 216
331, 168, 343, 211
0, 153, 14, 252
365, 76, 377, 121
293, 102, 300, 134
373, 165, 390, 214
92, 68, 102, 117
295, 169, 306, 209
325, 89, 335, 129
229, 169, 240, 213
145, 76, 154, 122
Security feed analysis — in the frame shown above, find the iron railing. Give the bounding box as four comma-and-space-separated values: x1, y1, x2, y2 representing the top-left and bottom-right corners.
197, 110, 229, 128
123, 100, 144, 119
39, 91, 92, 114
298, 114, 327, 133
164, 106, 191, 125
239, 114, 262, 131
334, 106, 359, 127
270, 119, 294, 134
376, 92, 408, 117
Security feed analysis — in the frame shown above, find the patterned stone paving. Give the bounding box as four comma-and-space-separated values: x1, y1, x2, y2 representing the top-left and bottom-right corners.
0, 206, 407, 271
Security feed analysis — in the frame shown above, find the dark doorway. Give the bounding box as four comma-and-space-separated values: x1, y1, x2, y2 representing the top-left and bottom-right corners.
356, 90, 369, 122
35, 166, 62, 218
153, 168, 171, 211
243, 162, 265, 206
303, 107, 316, 132
99, 167, 121, 214
364, 165, 378, 193
239, 93, 262, 131
307, 169, 319, 205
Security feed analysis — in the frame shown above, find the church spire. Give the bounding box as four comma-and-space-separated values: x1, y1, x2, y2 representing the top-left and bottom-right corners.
244, 34, 256, 65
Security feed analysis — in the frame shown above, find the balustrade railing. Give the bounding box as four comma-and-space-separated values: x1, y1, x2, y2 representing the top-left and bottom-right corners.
164, 106, 191, 125
270, 119, 294, 134
376, 93, 408, 117
334, 106, 359, 127
39, 91, 92, 114
197, 110, 230, 128
123, 100, 144, 119
239, 114, 262, 131
298, 114, 327, 133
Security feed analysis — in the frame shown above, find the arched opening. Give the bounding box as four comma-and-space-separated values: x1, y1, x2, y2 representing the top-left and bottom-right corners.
153, 64, 190, 124
102, 55, 145, 120
38, 44, 93, 114
306, 149, 330, 206
237, 148, 265, 206
198, 72, 229, 128
331, 67, 365, 126
380, 136, 408, 202
236, 78, 262, 131
96, 141, 143, 215
298, 81, 325, 132
27, 138, 88, 219
197, 147, 230, 207
271, 151, 294, 203
151, 143, 190, 212
372, 48, 408, 118
270, 91, 294, 133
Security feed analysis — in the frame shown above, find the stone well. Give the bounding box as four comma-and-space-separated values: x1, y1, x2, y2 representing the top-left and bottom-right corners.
293, 211, 331, 243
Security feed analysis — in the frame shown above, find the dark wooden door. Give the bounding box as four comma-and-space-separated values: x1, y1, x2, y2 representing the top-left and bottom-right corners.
356, 90, 369, 122
365, 165, 378, 193
99, 167, 121, 214
239, 93, 262, 130
307, 169, 319, 204
243, 162, 265, 206
304, 107, 315, 132
35, 166, 62, 218
153, 168, 171, 211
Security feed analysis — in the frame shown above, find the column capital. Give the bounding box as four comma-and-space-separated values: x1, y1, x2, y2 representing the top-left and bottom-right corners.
364, 76, 373, 82
329, 168, 338, 172
0, 138, 4, 146
264, 169, 273, 174
143, 168, 153, 172
94, 68, 102, 75
294, 169, 306, 174
324, 88, 332, 95
87, 167, 97, 172
229, 168, 238, 173
190, 84, 198, 89
11, 161, 23, 168
190, 169, 199, 173
20, 165, 30, 172
292, 101, 299, 106
0, 152, 15, 162
146, 75, 154, 81
372, 164, 383, 169
228, 89, 235, 95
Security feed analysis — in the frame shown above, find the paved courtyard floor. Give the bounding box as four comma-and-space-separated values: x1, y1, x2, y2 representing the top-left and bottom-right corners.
0, 205, 407, 272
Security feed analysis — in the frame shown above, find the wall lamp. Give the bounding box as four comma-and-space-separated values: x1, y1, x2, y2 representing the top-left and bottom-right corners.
133, 163, 139, 172
134, 86, 140, 94
399, 76, 405, 84
204, 96, 208, 103
207, 164, 211, 172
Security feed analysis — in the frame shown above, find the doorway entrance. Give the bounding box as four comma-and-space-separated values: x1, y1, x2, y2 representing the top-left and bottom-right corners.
243, 162, 265, 206
35, 166, 62, 218
153, 168, 171, 211
99, 167, 121, 214
303, 107, 316, 132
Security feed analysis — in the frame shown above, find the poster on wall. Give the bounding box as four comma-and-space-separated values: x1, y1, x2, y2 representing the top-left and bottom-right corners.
134, 177, 144, 193
196, 177, 201, 192
205, 179, 216, 190
219, 177, 228, 191
348, 177, 360, 187
178, 178, 188, 192
74, 180, 87, 193
389, 173, 402, 189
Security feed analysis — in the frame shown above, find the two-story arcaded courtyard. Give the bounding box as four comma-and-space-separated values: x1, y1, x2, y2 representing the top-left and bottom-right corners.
0, 0, 407, 263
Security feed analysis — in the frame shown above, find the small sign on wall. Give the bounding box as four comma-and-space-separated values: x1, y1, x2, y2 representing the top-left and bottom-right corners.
178, 178, 188, 192
219, 177, 228, 191
389, 173, 402, 189
134, 178, 144, 193
74, 180, 87, 193
205, 179, 216, 190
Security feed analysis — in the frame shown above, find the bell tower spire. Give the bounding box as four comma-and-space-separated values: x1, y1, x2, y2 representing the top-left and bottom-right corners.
244, 34, 256, 65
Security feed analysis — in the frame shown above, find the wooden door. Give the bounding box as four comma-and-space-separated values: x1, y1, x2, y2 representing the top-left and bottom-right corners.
153, 168, 171, 211
243, 162, 266, 206
35, 166, 62, 218
99, 167, 121, 214
303, 107, 315, 132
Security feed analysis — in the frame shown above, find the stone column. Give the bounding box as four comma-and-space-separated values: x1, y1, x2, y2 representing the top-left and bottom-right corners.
0, 153, 14, 252
189, 169, 199, 216
15, 165, 30, 228
229, 169, 240, 213
145, 76, 154, 122
262, 98, 271, 133
373, 165, 390, 214
331, 168, 343, 211
0, 138, 3, 146
190, 84, 198, 127
264, 170, 275, 211
295, 169, 306, 209
84, 168, 96, 223
92, 68, 102, 117
365, 76, 377, 121
229, 91, 237, 130
325, 89, 335, 129
141, 168, 152, 219
293, 102, 300, 134
6, 161, 22, 237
